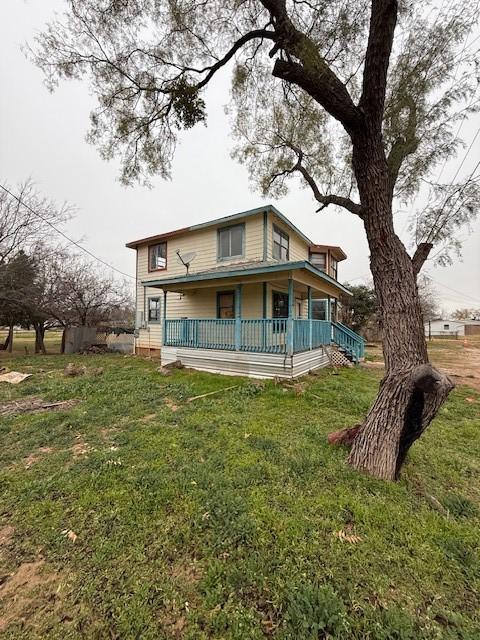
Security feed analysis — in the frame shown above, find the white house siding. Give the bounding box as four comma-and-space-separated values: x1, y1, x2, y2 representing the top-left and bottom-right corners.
267, 211, 309, 262
160, 345, 329, 379
425, 319, 480, 337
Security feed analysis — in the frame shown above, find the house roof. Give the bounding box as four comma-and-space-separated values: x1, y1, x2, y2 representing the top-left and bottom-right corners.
126, 204, 314, 249
427, 318, 480, 324
141, 259, 352, 296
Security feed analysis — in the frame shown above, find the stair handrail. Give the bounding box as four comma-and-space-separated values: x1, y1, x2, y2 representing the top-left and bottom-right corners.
331, 321, 365, 360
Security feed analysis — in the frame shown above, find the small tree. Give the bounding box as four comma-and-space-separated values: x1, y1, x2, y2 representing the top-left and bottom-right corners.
0, 252, 37, 352
452, 308, 480, 321
31, 1, 480, 479
417, 277, 439, 323
0, 180, 71, 265
341, 284, 377, 334
38, 251, 134, 330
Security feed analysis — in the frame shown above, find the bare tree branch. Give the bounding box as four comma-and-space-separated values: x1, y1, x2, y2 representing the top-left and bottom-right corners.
359, 0, 398, 131
411, 242, 433, 275
195, 29, 277, 90
284, 145, 363, 216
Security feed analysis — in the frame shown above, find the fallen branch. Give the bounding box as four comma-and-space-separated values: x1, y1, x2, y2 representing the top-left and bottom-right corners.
187, 385, 238, 403
0, 397, 80, 416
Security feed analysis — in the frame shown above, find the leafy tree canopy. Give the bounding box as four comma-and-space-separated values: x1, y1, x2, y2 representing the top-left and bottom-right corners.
31, 0, 480, 267
341, 284, 377, 332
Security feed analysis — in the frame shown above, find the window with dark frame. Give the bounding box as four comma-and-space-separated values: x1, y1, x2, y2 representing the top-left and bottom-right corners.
310, 252, 327, 271
272, 291, 289, 318
149, 242, 167, 271
273, 225, 289, 260
218, 224, 244, 260
312, 299, 327, 320
331, 257, 338, 280
148, 297, 161, 322
217, 291, 236, 319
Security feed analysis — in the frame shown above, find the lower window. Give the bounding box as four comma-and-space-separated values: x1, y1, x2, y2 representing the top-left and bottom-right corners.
312, 299, 327, 320
148, 297, 161, 322
217, 291, 235, 319
272, 291, 289, 318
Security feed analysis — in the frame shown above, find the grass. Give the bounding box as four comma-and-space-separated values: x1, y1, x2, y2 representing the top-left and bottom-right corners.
0, 330, 62, 356
0, 353, 479, 638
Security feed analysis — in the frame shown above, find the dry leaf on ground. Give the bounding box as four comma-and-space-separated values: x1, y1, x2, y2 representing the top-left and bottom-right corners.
61, 529, 78, 543
333, 529, 362, 544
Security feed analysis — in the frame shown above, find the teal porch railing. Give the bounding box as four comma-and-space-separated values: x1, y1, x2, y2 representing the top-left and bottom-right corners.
164, 318, 363, 360
332, 322, 365, 361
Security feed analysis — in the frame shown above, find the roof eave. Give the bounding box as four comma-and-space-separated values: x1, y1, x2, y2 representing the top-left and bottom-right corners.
141, 260, 352, 296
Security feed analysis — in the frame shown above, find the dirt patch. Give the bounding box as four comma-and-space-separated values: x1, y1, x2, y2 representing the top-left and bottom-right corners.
434, 347, 480, 391
0, 397, 80, 416
0, 558, 60, 632
361, 360, 385, 369
24, 446, 54, 470
164, 397, 180, 411
71, 440, 91, 457
140, 413, 158, 422
63, 363, 86, 377
364, 342, 480, 391
168, 558, 201, 587
0, 526, 14, 547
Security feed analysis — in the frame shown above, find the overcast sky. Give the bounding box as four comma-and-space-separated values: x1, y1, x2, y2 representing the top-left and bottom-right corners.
1, 1, 479, 313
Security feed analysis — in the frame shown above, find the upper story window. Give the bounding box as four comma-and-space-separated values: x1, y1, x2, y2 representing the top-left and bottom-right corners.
331, 257, 338, 280
148, 297, 161, 322
149, 242, 167, 271
273, 225, 289, 260
218, 224, 244, 260
310, 252, 327, 271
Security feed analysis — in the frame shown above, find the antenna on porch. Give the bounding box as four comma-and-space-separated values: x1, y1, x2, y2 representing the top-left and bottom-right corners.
176, 249, 197, 275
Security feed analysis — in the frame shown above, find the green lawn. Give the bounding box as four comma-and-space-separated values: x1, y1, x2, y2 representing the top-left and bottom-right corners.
0, 354, 479, 639
0, 330, 63, 356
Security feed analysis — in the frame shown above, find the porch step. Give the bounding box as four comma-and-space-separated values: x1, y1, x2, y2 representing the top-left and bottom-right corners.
337, 345, 357, 363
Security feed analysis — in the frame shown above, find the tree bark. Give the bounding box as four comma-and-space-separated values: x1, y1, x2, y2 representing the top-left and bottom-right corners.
6, 323, 14, 353
34, 323, 47, 355
334, 134, 455, 480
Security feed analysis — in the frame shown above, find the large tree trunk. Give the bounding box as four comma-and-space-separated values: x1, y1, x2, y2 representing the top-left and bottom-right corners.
34, 323, 47, 355
338, 137, 455, 480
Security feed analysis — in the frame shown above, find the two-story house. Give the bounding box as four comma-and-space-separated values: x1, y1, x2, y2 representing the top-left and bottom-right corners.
126, 204, 364, 378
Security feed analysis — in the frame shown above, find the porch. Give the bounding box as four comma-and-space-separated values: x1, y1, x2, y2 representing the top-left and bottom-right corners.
141, 260, 364, 377
163, 317, 364, 361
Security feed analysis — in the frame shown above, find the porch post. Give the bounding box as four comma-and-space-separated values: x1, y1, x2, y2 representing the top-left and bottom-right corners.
307, 286, 313, 350
287, 276, 294, 356
235, 284, 242, 351
326, 295, 331, 322
262, 282, 267, 350
162, 289, 167, 346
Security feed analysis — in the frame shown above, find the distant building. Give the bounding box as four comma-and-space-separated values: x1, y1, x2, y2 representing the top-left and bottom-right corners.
425, 318, 480, 338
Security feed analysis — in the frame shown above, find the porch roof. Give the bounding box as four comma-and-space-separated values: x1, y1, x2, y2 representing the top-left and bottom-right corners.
141, 260, 352, 296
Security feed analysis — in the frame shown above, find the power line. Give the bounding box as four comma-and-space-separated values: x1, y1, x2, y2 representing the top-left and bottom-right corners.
0, 183, 135, 280
423, 138, 480, 245
424, 274, 480, 305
